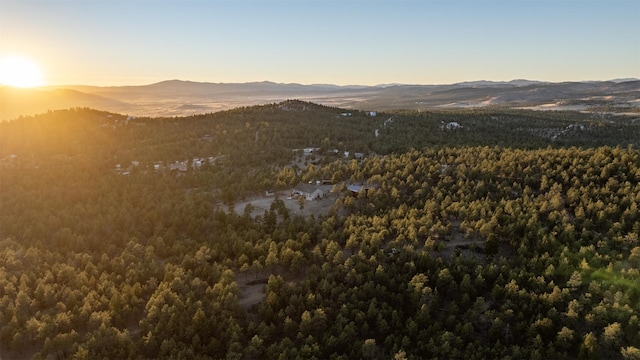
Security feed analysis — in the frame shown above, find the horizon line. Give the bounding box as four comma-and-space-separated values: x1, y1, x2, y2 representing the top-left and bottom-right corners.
22, 77, 640, 89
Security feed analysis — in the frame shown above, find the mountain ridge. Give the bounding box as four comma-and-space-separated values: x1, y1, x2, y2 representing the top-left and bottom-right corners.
2, 78, 638, 120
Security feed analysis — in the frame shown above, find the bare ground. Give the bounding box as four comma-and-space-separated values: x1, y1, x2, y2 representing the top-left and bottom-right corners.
238, 281, 268, 309
232, 190, 337, 218
236, 267, 308, 310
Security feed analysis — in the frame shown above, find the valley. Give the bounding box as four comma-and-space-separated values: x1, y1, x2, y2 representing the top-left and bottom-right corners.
2, 79, 638, 121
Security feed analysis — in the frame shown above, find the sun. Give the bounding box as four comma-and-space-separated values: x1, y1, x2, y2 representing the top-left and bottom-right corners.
0, 55, 45, 88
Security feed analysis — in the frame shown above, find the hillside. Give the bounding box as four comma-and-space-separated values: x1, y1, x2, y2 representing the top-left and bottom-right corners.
361, 80, 640, 111
2, 101, 639, 166
0, 86, 132, 121
1, 103, 639, 359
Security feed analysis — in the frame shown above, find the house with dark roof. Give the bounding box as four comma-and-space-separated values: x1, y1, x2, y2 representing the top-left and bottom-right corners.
347, 182, 378, 195
293, 182, 331, 200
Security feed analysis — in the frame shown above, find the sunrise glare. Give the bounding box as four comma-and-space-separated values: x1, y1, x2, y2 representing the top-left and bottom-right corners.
1, 0, 639, 358
0, 55, 45, 88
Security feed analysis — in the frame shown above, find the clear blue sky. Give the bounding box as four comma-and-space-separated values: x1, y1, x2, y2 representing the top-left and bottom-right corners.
1, 0, 639, 86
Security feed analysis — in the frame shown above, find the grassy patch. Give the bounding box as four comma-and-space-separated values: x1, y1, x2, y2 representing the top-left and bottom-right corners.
588, 268, 640, 305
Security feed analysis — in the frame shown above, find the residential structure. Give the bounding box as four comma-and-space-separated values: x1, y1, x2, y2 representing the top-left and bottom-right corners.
293, 182, 332, 200
347, 182, 378, 195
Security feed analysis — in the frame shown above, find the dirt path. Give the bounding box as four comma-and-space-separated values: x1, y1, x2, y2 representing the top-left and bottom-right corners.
236, 268, 309, 310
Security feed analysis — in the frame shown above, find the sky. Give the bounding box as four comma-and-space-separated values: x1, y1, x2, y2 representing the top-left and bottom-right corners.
1, 0, 639, 86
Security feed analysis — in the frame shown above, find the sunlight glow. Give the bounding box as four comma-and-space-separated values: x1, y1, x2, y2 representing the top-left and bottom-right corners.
0, 55, 45, 88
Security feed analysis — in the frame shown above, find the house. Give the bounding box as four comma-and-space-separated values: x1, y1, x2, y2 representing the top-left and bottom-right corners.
192, 158, 203, 169
347, 184, 364, 193
347, 182, 378, 195
443, 121, 462, 130
293, 182, 331, 200
169, 161, 188, 172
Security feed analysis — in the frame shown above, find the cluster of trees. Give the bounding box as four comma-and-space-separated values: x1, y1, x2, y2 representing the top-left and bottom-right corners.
1, 103, 639, 358
0, 155, 323, 358
257, 145, 640, 358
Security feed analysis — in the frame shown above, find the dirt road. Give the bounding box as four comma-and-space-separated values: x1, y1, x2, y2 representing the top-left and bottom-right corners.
232, 190, 337, 218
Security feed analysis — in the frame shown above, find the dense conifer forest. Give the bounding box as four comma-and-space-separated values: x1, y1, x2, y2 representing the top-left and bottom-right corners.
1, 102, 639, 359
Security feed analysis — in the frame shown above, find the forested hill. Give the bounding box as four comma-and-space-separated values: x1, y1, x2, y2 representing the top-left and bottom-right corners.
2, 101, 639, 165
1, 103, 639, 359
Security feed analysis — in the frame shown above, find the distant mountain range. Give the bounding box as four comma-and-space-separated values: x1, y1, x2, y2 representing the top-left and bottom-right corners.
1, 79, 639, 120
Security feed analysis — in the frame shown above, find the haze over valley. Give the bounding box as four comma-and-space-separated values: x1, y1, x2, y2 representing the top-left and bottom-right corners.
2, 78, 639, 120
